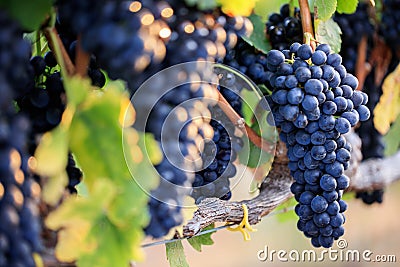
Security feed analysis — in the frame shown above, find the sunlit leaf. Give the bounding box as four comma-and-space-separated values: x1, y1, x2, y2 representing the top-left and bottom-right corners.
42, 171, 68, 205
217, 0, 257, 16
336, 0, 358, 14
34, 126, 68, 177
166, 240, 190, 267
69, 86, 133, 189
374, 63, 400, 134
46, 179, 116, 262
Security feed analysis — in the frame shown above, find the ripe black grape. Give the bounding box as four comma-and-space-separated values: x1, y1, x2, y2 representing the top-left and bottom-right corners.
265, 43, 370, 248
0, 8, 41, 266
266, 4, 303, 50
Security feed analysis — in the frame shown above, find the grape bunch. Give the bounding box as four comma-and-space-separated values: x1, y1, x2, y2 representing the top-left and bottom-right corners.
18, 53, 90, 194
132, 64, 218, 238
56, 0, 165, 91
266, 4, 303, 50
224, 39, 272, 85
56, 0, 252, 238
264, 43, 370, 248
334, 2, 374, 73
0, 8, 42, 266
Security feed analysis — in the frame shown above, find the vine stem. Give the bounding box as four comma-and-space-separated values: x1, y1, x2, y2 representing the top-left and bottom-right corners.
355, 35, 371, 90
44, 27, 75, 76
298, 0, 316, 50
215, 89, 274, 154
75, 35, 90, 77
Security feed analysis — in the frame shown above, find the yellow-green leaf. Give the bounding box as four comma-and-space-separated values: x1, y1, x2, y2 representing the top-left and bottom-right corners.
144, 133, 163, 165
374, 63, 400, 134
336, 0, 358, 14
62, 76, 90, 107
166, 240, 190, 267
384, 114, 400, 156
34, 126, 69, 177
217, 0, 257, 16
69, 85, 132, 190
46, 179, 116, 262
42, 171, 68, 205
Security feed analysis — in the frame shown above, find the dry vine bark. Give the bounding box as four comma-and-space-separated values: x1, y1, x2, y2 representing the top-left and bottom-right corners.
182, 131, 400, 237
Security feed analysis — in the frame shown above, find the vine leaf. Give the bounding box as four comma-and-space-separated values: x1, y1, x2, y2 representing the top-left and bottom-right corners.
46, 179, 115, 262
41, 171, 68, 206
217, 0, 257, 16
69, 82, 134, 189
34, 125, 69, 205
34, 126, 69, 178
242, 14, 271, 54
315, 18, 342, 53
0, 0, 52, 32
336, 0, 359, 14
187, 224, 215, 252
384, 115, 400, 156
166, 240, 190, 267
184, 0, 217, 10
41, 76, 159, 266
374, 63, 400, 135
314, 0, 337, 21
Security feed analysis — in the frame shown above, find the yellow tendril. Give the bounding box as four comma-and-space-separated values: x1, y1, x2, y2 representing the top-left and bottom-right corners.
226, 204, 257, 241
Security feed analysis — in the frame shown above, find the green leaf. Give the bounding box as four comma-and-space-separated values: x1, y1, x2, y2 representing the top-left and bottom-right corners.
315, 18, 342, 53
185, 0, 217, 10
144, 133, 163, 165
166, 240, 190, 267
242, 14, 271, 54
69, 84, 133, 189
254, 0, 292, 20
314, 0, 337, 21
187, 224, 215, 252
384, 115, 400, 156
336, 0, 358, 14
0, 0, 52, 32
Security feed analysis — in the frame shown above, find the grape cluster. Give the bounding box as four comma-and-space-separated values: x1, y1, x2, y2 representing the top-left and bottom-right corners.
133, 65, 218, 238
18, 53, 89, 195
56, 0, 165, 92
191, 112, 242, 203
264, 43, 370, 248
334, 3, 374, 73
0, 9, 41, 266
266, 4, 303, 50
224, 39, 272, 85
379, 0, 400, 53
56, 0, 252, 238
